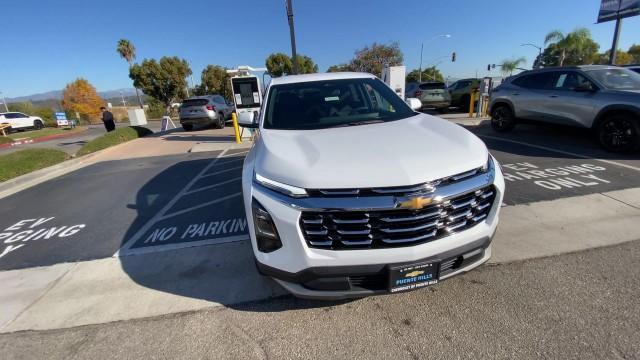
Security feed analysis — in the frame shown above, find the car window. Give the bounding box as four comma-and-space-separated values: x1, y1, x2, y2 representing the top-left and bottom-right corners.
418, 82, 445, 90
182, 99, 209, 107
4, 113, 17, 119
263, 78, 414, 130
552, 72, 593, 91
213, 95, 225, 104
511, 72, 557, 90
585, 68, 640, 90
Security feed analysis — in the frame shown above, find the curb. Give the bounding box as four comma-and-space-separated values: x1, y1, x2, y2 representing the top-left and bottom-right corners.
0, 129, 88, 150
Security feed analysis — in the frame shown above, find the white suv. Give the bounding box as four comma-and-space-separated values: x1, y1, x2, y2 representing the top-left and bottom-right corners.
238, 72, 505, 299
0, 112, 45, 131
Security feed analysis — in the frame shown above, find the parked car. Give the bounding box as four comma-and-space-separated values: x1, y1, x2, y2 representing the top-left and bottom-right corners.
0, 112, 45, 131
489, 65, 640, 152
237, 72, 505, 299
178, 95, 233, 131
406, 82, 451, 112
624, 64, 640, 75
448, 78, 480, 111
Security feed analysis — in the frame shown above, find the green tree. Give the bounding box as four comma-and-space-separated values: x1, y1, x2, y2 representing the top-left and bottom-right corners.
628, 44, 640, 63
499, 57, 527, 76
293, 55, 318, 74
266, 53, 318, 76
595, 49, 635, 65
129, 57, 192, 112
349, 42, 403, 77
406, 67, 444, 83
116, 39, 144, 108
200, 65, 231, 99
7, 102, 35, 114
327, 64, 352, 72
543, 28, 599, 66
266, 53, 293, 77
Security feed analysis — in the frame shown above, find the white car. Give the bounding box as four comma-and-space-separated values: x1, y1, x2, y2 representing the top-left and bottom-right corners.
238, 72, 505, 299
0, 112, 45, 131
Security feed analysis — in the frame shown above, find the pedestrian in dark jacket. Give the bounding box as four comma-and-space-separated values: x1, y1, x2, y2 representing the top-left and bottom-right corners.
100, 107, 116, 132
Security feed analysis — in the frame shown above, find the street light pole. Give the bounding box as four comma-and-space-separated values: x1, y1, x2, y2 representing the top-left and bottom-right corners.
0, 92, 8, 112
120, 91, 127, 108
419, 34, 450, 83
520, 43, 542, 68
286, 0, 299, 75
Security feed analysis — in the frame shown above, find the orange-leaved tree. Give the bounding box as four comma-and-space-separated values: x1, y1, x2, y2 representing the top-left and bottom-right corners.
62, 78, 105, 123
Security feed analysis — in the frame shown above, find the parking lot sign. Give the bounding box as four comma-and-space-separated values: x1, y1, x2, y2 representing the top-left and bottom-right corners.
598, 0, 640, 23
55, 112, 69, 126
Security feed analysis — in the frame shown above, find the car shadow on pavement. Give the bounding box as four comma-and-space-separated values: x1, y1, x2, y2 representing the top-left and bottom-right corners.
117, 153, 350, 312
467, 122, 640, 161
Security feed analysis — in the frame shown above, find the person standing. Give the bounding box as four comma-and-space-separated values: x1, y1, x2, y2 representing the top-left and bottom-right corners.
100, 106, 116, 132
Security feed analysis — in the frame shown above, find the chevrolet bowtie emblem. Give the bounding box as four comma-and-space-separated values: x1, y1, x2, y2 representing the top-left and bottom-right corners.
397, 196, 433, 210
405, 270, 425, 278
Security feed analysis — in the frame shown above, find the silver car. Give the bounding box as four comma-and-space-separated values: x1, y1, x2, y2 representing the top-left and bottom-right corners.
489, 65, 640, 152
405, 82, 451, 112
179, 95, 233, 131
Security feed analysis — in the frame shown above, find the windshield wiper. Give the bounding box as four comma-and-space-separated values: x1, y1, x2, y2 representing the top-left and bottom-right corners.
330, 120, 385, 128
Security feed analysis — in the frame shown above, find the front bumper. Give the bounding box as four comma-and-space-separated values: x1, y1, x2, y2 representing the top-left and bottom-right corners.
243, 158, 505, 299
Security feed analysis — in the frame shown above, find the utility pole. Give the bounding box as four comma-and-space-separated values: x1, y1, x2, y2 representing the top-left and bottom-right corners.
0, 92, 8, 112
286, 0, 299, 75
418, 43, 424, 83
120, 91, 127, 108
609, 16, 622, 65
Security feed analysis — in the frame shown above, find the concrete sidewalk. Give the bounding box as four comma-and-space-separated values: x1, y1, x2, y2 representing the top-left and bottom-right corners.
2, 187, 639, 333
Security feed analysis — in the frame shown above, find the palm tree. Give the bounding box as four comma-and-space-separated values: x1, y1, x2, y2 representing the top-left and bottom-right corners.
116, 39, 144, 108
499, 57, 527, 76
544, 28, 592, 66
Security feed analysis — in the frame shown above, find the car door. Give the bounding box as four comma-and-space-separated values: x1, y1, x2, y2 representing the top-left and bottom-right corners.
537, 71, 598, 127
213, 96, 229, 118
4, 113, 28, 128
509, 72, 557, 121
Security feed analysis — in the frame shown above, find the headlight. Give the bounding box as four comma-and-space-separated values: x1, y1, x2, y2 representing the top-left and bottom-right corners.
481, 154, 493, 173
254, 173, 308, 198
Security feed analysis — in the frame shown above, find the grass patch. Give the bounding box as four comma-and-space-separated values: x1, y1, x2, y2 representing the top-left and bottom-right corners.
2, 127, 83, 142
0, 137, 13, 145
77, 126, 153, 156
0, 149, 70, 182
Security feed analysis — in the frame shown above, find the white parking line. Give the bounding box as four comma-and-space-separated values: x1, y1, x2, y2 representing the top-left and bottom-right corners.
201, 166, 243, 178
159, 192, 242, 220
480, 135, 640, 172
115, 150, 233, 256
183, 177, 243, 196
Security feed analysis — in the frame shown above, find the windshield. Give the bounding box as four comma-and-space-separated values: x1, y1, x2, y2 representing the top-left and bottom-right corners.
263, 78, 415, 130
585, 68, 640, 90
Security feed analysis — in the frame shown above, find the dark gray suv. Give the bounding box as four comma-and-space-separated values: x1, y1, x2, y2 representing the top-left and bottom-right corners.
489, 65, 640, 152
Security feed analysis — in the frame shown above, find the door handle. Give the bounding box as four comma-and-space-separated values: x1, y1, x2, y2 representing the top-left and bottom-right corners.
512, 93, 520, 96
549, 95, 559, 98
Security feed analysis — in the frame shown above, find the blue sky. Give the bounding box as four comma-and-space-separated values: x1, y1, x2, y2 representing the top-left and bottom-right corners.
2, 0, 640, 98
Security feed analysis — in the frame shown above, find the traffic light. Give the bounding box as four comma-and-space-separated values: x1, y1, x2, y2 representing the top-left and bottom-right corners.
451, 52, 456, 62
487, 64, 491, 71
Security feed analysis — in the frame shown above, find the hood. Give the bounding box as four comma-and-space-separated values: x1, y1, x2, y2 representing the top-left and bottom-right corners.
254, 113, 488, 189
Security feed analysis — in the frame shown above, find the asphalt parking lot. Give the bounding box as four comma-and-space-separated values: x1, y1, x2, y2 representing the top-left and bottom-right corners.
0, 121, 639, 272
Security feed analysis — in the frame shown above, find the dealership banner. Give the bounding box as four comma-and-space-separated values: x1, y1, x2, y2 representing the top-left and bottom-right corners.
598, 0, 640, 23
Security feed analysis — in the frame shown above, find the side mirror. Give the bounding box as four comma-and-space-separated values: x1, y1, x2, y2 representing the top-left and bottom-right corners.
237, 111, 258, 128
575, 83, 596, 92
406, 98, 422, 111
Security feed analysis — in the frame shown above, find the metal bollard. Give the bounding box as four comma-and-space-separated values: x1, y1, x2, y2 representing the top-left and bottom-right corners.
231, 112, 241, 144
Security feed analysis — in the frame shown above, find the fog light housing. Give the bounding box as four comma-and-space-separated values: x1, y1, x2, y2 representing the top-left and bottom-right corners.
252, 199, 282, 253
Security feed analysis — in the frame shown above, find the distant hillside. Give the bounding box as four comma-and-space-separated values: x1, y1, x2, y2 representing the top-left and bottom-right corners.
7, 88, 140, 103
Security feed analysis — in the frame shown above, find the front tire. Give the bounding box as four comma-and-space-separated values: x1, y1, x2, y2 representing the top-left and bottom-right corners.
34, 120, 44, 130
597, 114, 640, 153
491, 105, 516, 132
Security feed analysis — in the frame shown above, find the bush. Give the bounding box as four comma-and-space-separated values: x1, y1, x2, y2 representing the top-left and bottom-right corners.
0, 149, 70, 182
76, 126, 153, 156
146, 98, 166, 119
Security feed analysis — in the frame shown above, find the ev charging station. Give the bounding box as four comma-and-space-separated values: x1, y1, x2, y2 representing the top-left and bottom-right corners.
381, 65, 406, 100
227, 65, 266, 139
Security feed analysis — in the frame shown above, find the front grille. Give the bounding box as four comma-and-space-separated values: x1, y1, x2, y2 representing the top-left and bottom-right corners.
306, 167, 483, 198
300, 185, 495, 250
